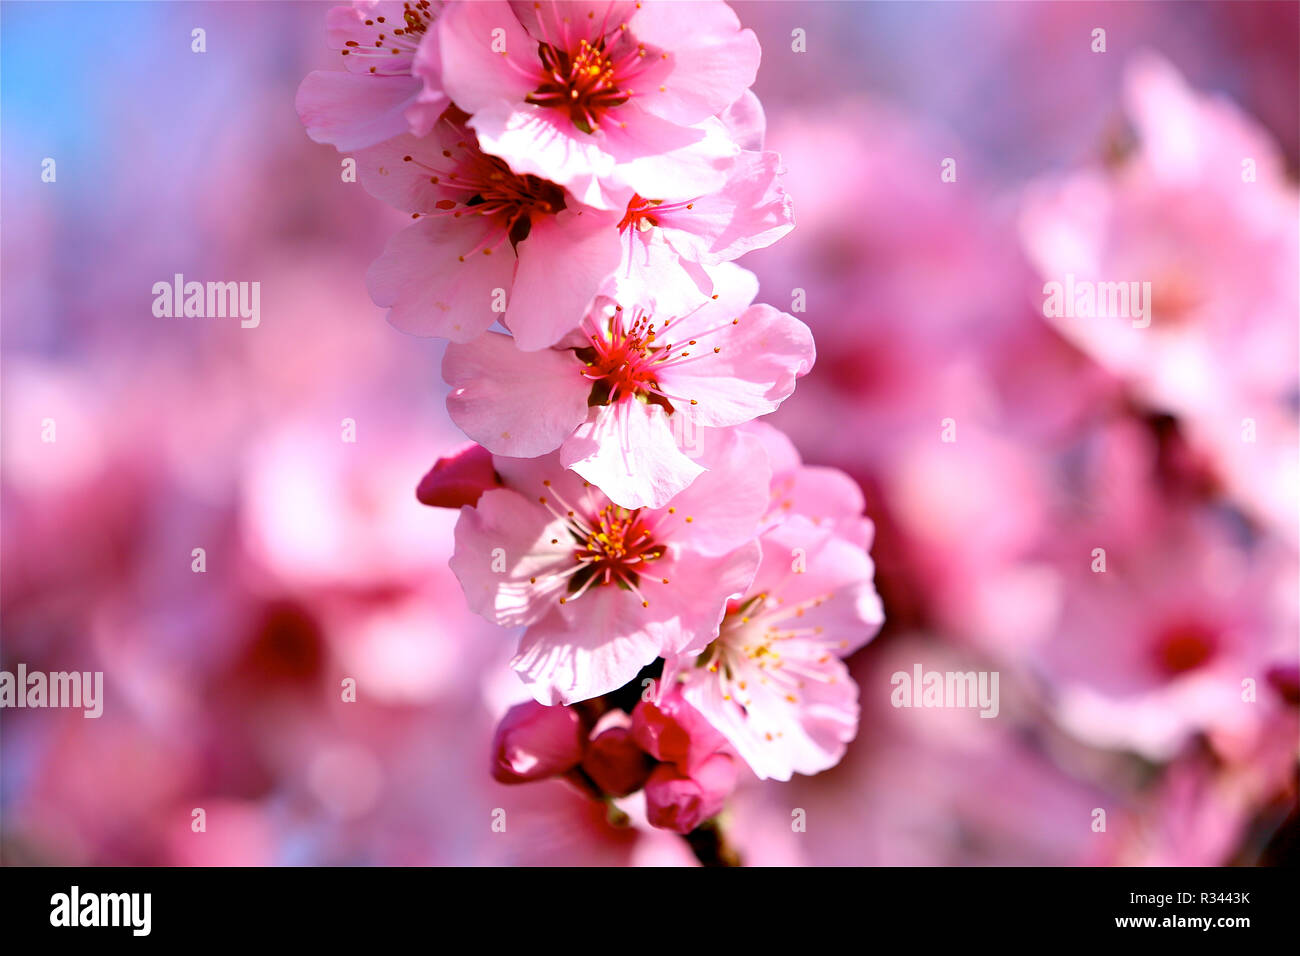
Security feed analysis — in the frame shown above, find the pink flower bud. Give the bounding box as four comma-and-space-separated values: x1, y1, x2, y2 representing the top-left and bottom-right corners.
632, 686, 727, 774
416, 442, 497, 509
581, 727, 654, 797
490, 701, 584, 784
643, 753, 738, 834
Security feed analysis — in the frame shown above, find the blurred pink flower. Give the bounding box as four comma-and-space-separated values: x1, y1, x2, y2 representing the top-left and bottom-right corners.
1032, 512, 1293, 761
1019, 53, 1299, 539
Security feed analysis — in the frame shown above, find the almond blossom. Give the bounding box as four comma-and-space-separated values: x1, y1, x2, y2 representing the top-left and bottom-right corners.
296, 1, 449, 150
436, 0, 759, 209
441, 263, 814, 507
449, 428, 771, 705
359, 110, 621, 348
612, 147, 794, 315
662, 433, 884, 781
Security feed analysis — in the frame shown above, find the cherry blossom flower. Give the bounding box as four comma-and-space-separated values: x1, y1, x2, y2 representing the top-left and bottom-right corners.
612, 147, 794, 315
296, 1, 449, 150
436, 0, 759, 209
646, 427, 883, 781
667, 513, 884, 782
449, 429, 771, 704
359, 110, 622, 348
441, 263, 814, 507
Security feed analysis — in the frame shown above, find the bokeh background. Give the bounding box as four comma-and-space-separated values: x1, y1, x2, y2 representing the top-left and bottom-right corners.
2, 1, 1296, 865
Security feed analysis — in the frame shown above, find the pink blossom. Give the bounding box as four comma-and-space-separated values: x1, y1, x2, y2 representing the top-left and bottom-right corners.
642, 427, 884, 780
442, 264, 814, 508
296, 1, 449, 150
669, 513, 884, 781
643, 753, 738, 834
359, 111, 622, 349
612, 147, 794, 314
1032, 512, 1294, 761
490, 700, 585, 783
449, 429, 771, 704
436, 0, 759, 209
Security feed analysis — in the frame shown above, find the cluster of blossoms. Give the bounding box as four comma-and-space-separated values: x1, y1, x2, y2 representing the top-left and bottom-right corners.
299, 0, 884, 845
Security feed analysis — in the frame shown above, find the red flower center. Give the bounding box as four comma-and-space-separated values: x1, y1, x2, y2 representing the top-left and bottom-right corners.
535, 481, 670, 610
1153, 620, 1218, 675
527, 38, 634, 133
404, 113, 566, 250
580, 306, 666, 406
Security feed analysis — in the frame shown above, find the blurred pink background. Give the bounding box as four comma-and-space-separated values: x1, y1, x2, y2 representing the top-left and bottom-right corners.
2, 1, 1296, 865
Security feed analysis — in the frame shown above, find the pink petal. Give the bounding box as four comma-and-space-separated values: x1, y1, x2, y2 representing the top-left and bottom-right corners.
510, 1, 641, 47
436, 0, 537, 113
719, 90, 767, 151
653, 427, 771, 556
749, 517, 883, 643
295, 71, 422, 151
468, 100, 623, 210
680, 650, 859, 782
508, 208, 623, 350
443, 333, 590, 457
613, 231, 713, 318
510, 598, 668, 705
625, 1, 760, 126
658, 542, 763, 656
657, 268, 814, 428
449, 489, 572, 627
740, 419, 801, 474
406, 27, 448, 137
366, 216, 515, 341
510, 542, 759, 704
603, 111, 738, 201
769, 465, 869, 531
357, 131, 454, 213
656, 150, 794, 264
561, 402, 705, 510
